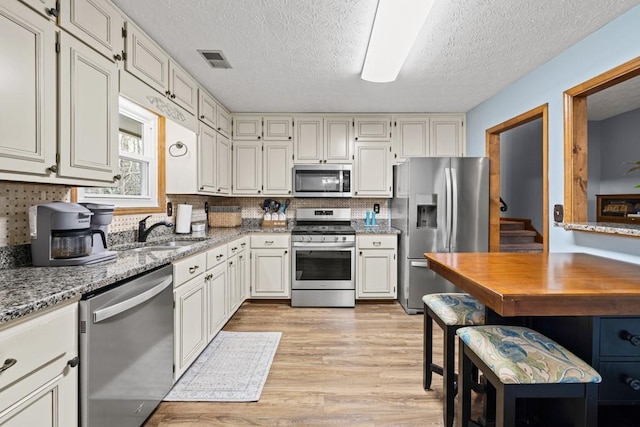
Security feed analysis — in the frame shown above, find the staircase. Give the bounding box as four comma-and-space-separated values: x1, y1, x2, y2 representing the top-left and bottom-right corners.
500, 219, 543, 253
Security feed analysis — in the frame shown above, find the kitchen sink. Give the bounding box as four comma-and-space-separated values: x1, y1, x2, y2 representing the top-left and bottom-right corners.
131, 240, 202, 252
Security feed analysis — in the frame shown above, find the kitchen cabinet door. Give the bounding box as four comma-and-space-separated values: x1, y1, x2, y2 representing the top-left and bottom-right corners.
206, 261, 227, 342
174, 275, 207, 380
325, 116, 353, 163
125, 21, 170, 94
227, 255, 241, 314
263, 141, 293, 196
353, 141, 392, 197
216, 107, 231, 138
232, 141, 262, 195
58, 0, 124, 63
198, 89, 217, 128
58, 31, 119, 183
237, 251, 249, 307
357, 249, 397, 299
18, 0, 57, 20
293, 116, 323, 164
250, 248, 290, 298
264, 116, 293, 141
232, 116, 262, 140
215, 133, 231, 195
198, 123, 217, 193
169, 60, 197, 115
394, 116, 429, 162
354, 116, 392, 142
0, 2, 56, 176
430, 115, 464, 157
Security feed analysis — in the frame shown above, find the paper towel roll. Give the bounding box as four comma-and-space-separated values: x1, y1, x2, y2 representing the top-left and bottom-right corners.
175, 204, 192, 234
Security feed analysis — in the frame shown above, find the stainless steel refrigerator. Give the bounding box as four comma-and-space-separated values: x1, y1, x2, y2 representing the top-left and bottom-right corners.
391, 157, 489, 314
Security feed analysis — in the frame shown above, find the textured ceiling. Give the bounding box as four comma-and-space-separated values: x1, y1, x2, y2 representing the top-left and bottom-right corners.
111, 0, 640, 114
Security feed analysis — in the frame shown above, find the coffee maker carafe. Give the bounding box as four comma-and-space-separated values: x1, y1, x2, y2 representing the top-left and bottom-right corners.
29, 202, 117, 266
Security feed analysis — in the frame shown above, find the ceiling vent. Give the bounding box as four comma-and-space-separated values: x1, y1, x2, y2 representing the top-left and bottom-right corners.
198, 50, 232, 69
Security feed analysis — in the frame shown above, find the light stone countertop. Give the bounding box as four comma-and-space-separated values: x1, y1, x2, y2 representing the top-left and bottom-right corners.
557, 222, 640, 237
0, 220, 399, 326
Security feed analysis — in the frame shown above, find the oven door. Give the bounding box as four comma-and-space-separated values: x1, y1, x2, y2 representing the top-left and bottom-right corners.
292, 242, 355, 289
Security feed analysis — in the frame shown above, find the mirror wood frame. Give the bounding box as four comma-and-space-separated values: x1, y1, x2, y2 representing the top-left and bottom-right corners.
564, 56, 640, 223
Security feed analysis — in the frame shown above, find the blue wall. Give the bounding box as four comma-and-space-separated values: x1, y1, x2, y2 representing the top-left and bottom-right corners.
466, 5, 640, 262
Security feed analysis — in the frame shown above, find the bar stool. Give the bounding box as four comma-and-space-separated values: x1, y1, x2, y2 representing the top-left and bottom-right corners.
423, 293, 485, 427
457, 325, 601, 427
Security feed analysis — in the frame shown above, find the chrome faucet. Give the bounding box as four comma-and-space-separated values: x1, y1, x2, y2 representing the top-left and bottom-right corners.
138, 215, 173, 242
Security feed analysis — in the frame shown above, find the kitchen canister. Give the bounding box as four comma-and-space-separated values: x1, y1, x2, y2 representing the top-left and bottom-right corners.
175, 204, 193, 233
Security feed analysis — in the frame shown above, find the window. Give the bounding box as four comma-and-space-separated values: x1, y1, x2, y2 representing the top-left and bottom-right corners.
76, 97, 165, 212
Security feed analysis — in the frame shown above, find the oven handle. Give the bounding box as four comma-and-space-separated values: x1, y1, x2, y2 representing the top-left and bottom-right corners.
93, 276, 173, 323
292, 242, 355, 248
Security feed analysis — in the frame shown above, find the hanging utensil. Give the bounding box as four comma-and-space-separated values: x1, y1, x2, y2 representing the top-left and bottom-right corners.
282, 199, 291, 213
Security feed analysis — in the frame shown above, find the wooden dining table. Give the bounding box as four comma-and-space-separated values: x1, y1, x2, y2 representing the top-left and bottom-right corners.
424, 252, 640, 317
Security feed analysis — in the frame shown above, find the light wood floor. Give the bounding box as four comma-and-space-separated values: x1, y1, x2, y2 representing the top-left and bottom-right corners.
145, 301, 477, 426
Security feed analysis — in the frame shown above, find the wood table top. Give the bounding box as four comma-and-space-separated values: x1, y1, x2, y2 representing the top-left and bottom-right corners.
424, 252, 640, 317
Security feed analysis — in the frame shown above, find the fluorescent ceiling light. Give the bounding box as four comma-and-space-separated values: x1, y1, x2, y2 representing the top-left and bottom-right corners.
361, 0, 435, 83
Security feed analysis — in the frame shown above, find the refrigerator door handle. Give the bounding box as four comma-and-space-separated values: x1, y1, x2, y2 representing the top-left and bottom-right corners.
451, 168, 458, 250
410, 261, 429, 268
445, 167, 452, 250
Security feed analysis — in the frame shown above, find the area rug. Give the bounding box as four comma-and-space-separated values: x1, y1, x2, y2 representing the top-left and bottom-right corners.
164, 331, 281, 402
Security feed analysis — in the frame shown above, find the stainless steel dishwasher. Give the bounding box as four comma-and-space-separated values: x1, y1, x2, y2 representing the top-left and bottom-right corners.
79, 264, 174, 427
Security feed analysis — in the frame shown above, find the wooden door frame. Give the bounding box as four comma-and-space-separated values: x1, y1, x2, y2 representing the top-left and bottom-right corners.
486, 104, 549, 252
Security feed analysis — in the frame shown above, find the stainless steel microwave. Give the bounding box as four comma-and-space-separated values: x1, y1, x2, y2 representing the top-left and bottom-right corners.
292, 164, 352, 198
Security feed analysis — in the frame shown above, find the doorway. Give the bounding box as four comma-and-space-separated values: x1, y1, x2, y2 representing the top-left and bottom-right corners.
485, 104, 549, 252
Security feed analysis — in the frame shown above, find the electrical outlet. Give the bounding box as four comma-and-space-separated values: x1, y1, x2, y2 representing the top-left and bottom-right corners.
373, 203, 380, 214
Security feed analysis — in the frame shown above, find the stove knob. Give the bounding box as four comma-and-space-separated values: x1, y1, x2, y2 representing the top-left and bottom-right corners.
307, 236, 313, 242
342, 236, 347, 241
321, 236, 325, 241
334, 236, 339, 242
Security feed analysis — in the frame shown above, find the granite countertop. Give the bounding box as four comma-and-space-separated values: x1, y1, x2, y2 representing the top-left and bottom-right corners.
556, 221, 640, 237
0, 219, 399, 326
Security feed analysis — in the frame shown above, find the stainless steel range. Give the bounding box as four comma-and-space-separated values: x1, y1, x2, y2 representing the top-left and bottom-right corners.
291, 208, 355, 307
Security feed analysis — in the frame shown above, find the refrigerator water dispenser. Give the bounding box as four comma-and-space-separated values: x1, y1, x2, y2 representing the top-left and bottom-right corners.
416, 194, 437, 228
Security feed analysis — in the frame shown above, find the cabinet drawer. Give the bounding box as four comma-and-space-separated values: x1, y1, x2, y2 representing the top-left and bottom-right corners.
357, 235, 397, 249
206, 245, 227, 269
598, 361, 640, 403
600, 318, 640, 357
0, 303, 77, 391
251, 234, 290, 249
228, 236, 249, 257
173, 252, 206, 287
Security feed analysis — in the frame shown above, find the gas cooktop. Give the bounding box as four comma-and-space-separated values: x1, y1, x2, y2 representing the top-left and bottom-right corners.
291, 224, 355, 235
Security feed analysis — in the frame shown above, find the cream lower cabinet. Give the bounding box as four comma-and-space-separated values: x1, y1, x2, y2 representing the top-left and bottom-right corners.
205, 245, 228, 342
250, 235, 291, 298
0, 303, 78, 427
356, 235, 397, 299
228, 237, 249, 313
353, 141, 393, 197
173, 252, 207, 380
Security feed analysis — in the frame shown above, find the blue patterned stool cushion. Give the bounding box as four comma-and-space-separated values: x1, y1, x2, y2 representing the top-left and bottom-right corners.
422, 293, 485, 326
457, 325, 602, 385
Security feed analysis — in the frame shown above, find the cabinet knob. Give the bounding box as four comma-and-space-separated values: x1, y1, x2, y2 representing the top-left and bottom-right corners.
229, 261, 233, 266
200, 186, 204, 190
288, 190, 291, 194
113, 174, 122, 181
47, 7, 59, 17
355, 137, 359, 141
48, 165, 58, 173
284, 250, 288, 254
0, 358, 17, 373
113, 53, 122, 61
359, 251, 363, 256
200, 115, 205, 119
165, 90, 171, 96
626, 376, 640, 391
288, 136, 292, 140
67, 356, 79, 368
319, 160, 322, 163
258, 190, 261, 194
257, 136, 261, 140
621, 331, 640, 346
171, 93, 176, 99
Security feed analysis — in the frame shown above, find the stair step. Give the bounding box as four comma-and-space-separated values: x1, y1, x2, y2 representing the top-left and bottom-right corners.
500, 220, 525, 230
500, 229, 537, 244
500, 243, 544, 253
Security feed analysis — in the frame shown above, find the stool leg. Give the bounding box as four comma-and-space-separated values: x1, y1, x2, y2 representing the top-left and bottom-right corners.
443, 325, 457, 427
458, 342, 473, 427
582, 383, 598, 427
496, 384, 516, 427
424, 303, 434, 390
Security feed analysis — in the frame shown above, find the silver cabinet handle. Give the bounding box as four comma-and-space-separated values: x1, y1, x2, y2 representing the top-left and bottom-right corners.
373, 241, 381, 246
216, 254, 223, 260
93, 277, 173, 323
265, 240, 274, 245
410, 261, 429, 268
189, 266, 200, 274
0, 358, 17, 372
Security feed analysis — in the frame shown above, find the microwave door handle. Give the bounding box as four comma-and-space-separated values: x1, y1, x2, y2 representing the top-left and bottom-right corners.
339, 171, 343, 192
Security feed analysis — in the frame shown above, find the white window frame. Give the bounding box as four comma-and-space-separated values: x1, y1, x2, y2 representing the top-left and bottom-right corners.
77, 97, 159, 209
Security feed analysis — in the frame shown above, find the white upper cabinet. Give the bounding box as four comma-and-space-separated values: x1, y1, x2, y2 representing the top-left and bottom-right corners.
18, 0, 57, 20
263, 141, 293, 196
233, 116, 262, 140
293, 116, 323, 163
0, 2, 56, 176
215, 133, 231, 195
325, 116, 353, 163
198, 123, 217, 193
232, 141, 262, 195
216, 106, 231, 138
198, 88, 217, 129
58, 31, 119, 182
393, 116, 429, 161
430, 115, 465, 157
58, 0, 125, 63
354, 116, 392, 142
168, 61, 198, 114
264, 116, 293, 141
125, 21, 170, 94
353, 141, 392, 198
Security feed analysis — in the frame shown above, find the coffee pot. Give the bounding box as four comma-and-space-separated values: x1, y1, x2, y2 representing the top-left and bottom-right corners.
29, 202, 117, 266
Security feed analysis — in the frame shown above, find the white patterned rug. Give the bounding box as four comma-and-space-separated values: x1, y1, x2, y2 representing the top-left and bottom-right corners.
164, 331, 281, 402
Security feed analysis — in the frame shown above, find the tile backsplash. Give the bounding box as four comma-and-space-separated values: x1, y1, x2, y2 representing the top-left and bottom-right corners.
0, 181, 389, 250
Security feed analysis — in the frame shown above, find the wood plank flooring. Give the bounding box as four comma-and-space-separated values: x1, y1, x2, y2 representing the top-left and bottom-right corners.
145, 301, 477, 426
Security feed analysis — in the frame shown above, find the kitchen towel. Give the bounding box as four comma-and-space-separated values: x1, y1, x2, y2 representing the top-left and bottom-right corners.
175, 204, 193, 233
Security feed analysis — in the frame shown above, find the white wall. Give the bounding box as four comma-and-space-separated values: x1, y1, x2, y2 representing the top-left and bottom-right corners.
466, 5, 640, 262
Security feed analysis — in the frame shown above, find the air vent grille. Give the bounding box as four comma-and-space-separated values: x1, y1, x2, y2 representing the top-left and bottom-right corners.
198, 50, 232, 69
